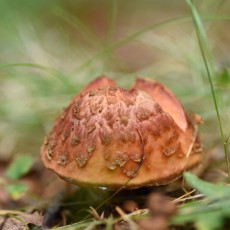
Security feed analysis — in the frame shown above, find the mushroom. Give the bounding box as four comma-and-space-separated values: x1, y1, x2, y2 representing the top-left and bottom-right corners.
41, 76, 202, 190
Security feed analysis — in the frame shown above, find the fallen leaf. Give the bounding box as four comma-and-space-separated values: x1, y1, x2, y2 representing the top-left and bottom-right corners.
0, 211, 43, 230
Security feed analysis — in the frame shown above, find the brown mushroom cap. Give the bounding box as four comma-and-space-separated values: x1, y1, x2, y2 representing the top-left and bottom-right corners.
41, 76, 202, 190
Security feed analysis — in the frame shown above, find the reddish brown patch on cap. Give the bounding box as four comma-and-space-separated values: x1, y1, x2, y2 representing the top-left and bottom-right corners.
132, 78, 187, 131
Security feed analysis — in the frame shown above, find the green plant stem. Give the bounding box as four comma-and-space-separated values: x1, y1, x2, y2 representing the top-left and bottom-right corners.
186, 0, 230, 179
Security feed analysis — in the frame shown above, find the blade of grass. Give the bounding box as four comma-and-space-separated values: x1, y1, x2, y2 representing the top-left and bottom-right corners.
105, 0, 117, 45
0, 62, 77, 92
0, 62, 56, 72
70, 15, 230, 74
53, 6, 101, 48
186, 0, 230, 179
71, 16, 191, 74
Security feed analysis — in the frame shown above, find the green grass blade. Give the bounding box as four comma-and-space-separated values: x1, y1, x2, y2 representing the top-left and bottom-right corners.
0, 62, 77, 92
105, 0, 117, 45
53, 6, 101, 48
71, 15, 230, 74
186, 0, 230, 179
71, 16, 191, 74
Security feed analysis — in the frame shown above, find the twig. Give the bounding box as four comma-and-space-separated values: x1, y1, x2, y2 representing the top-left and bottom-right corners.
172, 189, 196, 203
182, 124, 198, 192
115, 206, 138, 230
173, 194, 205, 204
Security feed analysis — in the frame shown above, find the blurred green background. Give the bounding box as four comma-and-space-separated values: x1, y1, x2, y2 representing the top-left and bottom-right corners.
0, 0, 229, 164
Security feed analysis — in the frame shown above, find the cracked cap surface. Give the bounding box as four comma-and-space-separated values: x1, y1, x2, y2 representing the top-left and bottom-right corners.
41, 76, 202, 190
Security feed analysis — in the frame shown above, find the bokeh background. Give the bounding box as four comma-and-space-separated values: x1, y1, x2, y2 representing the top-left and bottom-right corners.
0, 0, 230, 206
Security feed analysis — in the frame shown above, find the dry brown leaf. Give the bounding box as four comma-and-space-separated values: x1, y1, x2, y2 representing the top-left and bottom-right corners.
0, 211, 43, 230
